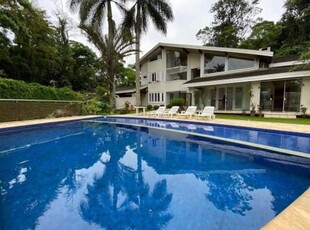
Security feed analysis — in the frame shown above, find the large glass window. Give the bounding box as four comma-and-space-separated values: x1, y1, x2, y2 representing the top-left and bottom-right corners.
204, 54, 225, 74
166, 50, 187, 68
228, 57, 254, 70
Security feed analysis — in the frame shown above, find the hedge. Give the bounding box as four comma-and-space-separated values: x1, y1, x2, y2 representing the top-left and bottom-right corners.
0, 78, 83, 101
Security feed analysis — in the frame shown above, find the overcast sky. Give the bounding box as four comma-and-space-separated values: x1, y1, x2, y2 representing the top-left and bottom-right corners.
32, 0, 286, 65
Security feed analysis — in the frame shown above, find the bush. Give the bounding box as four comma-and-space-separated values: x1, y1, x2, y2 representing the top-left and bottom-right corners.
170, 98, 185, 107
82, 99, 112, 115
147, 105, 153, 111
0, 78, 82, 100
153, 105, 159, 110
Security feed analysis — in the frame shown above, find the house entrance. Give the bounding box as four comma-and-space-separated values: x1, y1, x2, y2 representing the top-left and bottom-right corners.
260, 80, 301, 112
218, 87, 234, 110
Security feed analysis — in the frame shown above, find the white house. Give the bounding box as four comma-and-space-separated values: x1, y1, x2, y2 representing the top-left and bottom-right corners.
116, 43, 310, 117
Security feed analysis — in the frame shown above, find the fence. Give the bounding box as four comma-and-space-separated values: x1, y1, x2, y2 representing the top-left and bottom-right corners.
0, 99, 83, 122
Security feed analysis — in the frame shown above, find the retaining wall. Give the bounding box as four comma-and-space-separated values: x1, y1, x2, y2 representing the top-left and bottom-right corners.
0, 99, 83, 122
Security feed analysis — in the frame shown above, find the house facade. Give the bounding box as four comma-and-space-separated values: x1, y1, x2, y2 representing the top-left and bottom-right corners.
116, 43, 310, 116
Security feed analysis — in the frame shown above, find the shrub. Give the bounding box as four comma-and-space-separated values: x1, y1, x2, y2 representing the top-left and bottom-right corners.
0, 78, 82, 100
147, 105, 153, 111
170, 98, 185, 107
153, 105, 159, 110
82, 99, 112, 115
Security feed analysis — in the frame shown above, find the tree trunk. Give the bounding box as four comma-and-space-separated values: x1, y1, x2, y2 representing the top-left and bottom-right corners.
107, 1, 114, 39
135, 24, 141, 106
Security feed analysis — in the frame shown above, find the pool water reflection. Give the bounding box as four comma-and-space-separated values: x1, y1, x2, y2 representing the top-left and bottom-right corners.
95, 117, 310, 154
0, 122, 310, 229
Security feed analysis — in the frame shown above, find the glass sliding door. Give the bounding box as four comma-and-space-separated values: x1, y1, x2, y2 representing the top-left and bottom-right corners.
218, 88, 226, 110
210, 88, 216, 107
226, 87, 233, 110
284, 80, 301, 112
260, 80, 301, 112
234, 87, 243, 109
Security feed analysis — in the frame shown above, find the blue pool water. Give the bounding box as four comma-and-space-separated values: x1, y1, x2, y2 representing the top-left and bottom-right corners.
0, 120, 310, 229
94, 116, 310, 154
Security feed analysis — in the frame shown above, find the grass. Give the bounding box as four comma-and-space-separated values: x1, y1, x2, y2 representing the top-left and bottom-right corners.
216, 114, 310, 125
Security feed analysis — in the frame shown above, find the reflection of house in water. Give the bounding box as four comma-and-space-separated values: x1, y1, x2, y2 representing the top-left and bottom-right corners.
137, 127, 310, 215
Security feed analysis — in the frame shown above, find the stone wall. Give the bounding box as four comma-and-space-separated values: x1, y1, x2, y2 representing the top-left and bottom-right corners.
0, 100, 82, 122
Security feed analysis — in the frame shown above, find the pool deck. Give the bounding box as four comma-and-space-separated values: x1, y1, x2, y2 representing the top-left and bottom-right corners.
1, 115, 310, 229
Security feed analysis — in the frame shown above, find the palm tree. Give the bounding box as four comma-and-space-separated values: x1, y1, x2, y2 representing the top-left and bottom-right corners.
68, 0, 127, 39
80, 24, 137, 108
123, 0, 174, 106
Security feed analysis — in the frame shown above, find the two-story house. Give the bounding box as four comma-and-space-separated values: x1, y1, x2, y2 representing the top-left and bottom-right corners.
116, 43, 310, 117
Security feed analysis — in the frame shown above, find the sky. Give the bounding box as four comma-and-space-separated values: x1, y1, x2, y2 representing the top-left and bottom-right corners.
32, 0, 286, 65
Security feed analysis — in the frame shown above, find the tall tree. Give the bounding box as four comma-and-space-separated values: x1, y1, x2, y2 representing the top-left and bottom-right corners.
276, 0, 310, 55
68, 0, 127, 39
80, 24, 136, 109
122, 0, 174, 106
70, 41, 98, 91
196, 0, 261, 47
239, 21, 282, 50
0, 0, 60, 84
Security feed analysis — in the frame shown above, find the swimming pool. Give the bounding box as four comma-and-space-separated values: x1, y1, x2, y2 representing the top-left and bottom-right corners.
0, 119, 310, 229
92, 116, 310, 155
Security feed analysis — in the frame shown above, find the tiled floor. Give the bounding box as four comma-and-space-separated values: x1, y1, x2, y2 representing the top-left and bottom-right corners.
1, 115, 310, 229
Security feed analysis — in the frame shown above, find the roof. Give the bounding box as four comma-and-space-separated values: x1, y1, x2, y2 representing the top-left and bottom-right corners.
140, 42, 274, 65
184, 65, 310, 85
116, 85, 147, 94
272, 55, 300, 63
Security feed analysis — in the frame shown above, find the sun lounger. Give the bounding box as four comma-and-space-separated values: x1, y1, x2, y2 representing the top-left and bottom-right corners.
178, 106, 197, 119
147, 106, 166, 116
195, 106, 215, 120
162, 106, 179, 117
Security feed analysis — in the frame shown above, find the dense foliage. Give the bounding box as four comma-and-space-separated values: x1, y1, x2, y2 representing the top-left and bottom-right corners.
196, 0, 261, 47
0, 78, 83, 100
197, 0, 310, 57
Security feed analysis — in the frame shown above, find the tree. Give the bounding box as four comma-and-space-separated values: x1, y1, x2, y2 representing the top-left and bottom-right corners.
196, 0, 261, 47
122, 0, 174, 106
80, 24, 136, 109
117, 64, 136, 87
239, 21, 282, 50
70, 41, 99, 91
0, 0, 60, 84
68, 0, 127, 39
276, 0, 310, 55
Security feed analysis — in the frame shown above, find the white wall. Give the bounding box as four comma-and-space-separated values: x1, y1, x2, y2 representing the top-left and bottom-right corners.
301, 76, 310, 114
116, 97, 136, 110
251, 81, 260, 110
148, 80, 188, 93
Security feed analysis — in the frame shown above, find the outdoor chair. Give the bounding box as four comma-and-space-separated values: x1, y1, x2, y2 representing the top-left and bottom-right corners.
178, 106, 197, 119
162, 106, 179, 117
147, 106, 166, 116
195, 106, 215, 120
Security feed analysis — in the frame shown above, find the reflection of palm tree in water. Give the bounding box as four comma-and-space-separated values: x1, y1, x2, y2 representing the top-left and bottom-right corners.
80, 125, 173, 229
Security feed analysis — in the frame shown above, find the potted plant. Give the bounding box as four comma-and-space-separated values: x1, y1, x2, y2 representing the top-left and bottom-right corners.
250, 103, 256, 117
300, 105, 308, 118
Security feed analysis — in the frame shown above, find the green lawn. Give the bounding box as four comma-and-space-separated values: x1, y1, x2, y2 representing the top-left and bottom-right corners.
216, 114, 310, 125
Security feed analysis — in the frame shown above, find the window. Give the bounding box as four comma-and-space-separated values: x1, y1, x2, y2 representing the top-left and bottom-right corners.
166, 50, 187, 68
228, 57, 254, 70
204, 54, 225, 74
148, 92, 165, 103
152, 73, 156, 82
149, 49, 162, 62
148, 72, 162, 82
